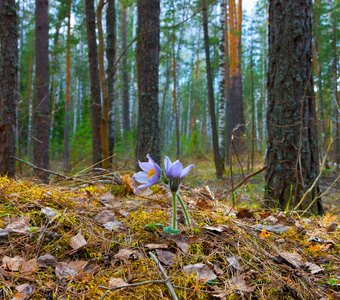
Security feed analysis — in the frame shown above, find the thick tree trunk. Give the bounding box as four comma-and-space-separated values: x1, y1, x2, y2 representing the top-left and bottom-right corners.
33, 0, 50, 182
202, 0, 223, 178
135, 0, 161, 166
0, 0, 18, 177
85, 0, 102, 167
106, 0, 116, 158
265, 0, 323, 214
122, 2, 130, 133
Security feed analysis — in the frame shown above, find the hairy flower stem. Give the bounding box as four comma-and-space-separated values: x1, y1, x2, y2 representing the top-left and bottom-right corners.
176, 193, 191, 226
172, 192, 177, 230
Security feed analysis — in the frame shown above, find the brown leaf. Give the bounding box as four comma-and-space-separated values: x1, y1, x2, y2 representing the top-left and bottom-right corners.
230, 274, 255, 292
305, 262, 323, 274
122, 174, 134, 194
70, 232, 87, 250
21, 258, 38, 274
183, 263, 217, 281
37, 254, 57, 268
5, 218, 30, 234
173, 236, 190, 254
227, 256, 243, 271
94, 210, 116, 224
55, 262, 77, 280
114, 249, 139, 261
196, 198, 213, 210
203, 224, 228, 234
2, 256, 24, 272
13, 284, 35, 300
236, 208, 254, 219
108, 278, 128, 289
279, 251, 304, 268
99, 192, 115, 206
155, 249, 176, 266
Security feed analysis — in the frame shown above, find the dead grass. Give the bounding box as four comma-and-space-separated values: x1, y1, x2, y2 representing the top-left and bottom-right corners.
0, 175, 339, 300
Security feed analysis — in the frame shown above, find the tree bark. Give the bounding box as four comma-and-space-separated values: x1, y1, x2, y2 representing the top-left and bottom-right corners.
202, 0, 222, 178
122, 1, 130, 132
135, 0, 161, 166
106, 0, 116, 158
64, 0, 71, 172
265, 0, 323, 214
33, 0, 50, 182
0, 0, 18, 177
85, 0, 102, 167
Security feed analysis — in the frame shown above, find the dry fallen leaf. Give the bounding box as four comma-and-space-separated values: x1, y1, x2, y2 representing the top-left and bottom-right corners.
227, 256, 243, 271
236, 208, 254, 219
309, 244, 323, 252
94, 210, 116, 224
114, 248, 139, 261
195, 198, 214, 210
103, 220, 125, 231
55, 262, 77, 280
70, 232, 87, 250
305, 262, 323, 274
230, 274, 255, 292
203, 224, 228, 234
21, 258, 38, 274
2, 256, 24, 272
259, 229, 271, 239
183, 263, 217, 281
13, 284, 35, 300
322, 213, 336, 226
155, 249, 176, 266
41, 207, 57, 218
279, 251, 304, 268
173, 236, 190, 254
5, 218, 30, 234
122, 174, 134, 194
109, 278, 128, 289
37, 254, 57, 268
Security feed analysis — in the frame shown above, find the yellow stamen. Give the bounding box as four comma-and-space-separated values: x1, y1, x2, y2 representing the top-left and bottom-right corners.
147, 168, 156, 178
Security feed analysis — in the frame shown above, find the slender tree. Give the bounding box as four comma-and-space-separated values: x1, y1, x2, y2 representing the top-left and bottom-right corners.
135, 0, 161, 165
33, 0, 50, 182
121, 1, 130, 133
202, 0, 222, 178
106, 0, 116, 157
265, 0, 323, 214
64, 0, 71, 171
85, 0, 102, 167
0, 0, 18, 177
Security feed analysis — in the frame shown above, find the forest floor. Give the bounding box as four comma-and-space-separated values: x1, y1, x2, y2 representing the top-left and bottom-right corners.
0, 158, 339, 299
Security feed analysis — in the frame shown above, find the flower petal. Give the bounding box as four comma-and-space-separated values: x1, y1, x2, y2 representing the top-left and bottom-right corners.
136, 182, 154, 191
133, 171, 149, 184
164, 156, 172, 174
168, 161, 183, 179
138, 161, 153, 173
180, 164, 194, 178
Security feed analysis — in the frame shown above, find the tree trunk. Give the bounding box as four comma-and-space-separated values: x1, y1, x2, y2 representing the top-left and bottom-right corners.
63, 0, 71, 172
33, 0, 50, 182
265, 0, 323, 214
106, 0, 116, 158
202, 0, 222, 178
135, 0, 161, 166
226, 0, 244, 154
97, 0, 110, 169
0, 0, 18, 177
218, 0, 226, 167
122, 2, 130, 133
85, 0, 102, 167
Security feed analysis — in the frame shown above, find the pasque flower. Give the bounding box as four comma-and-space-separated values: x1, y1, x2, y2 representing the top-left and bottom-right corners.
133, 154, 161, 190
164, 156, 194, 192
133, 154, 194, 235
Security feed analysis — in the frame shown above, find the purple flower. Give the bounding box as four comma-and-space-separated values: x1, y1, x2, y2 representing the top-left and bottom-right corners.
164, 156, 194, 192
133, 154, 161, 190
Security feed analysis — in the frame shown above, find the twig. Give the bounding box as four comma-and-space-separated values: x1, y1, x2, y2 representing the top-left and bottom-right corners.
148, 251, 179, 300
226, 166, 266, 194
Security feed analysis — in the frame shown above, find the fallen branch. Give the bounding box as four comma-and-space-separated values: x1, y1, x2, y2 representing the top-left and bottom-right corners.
99, 280, 165, 299
226, 166, 266, 194
148, 251, 179, 300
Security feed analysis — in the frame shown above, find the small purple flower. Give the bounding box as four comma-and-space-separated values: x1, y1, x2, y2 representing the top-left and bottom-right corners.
164, 156, 194, 192
133, 154, 161, 190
